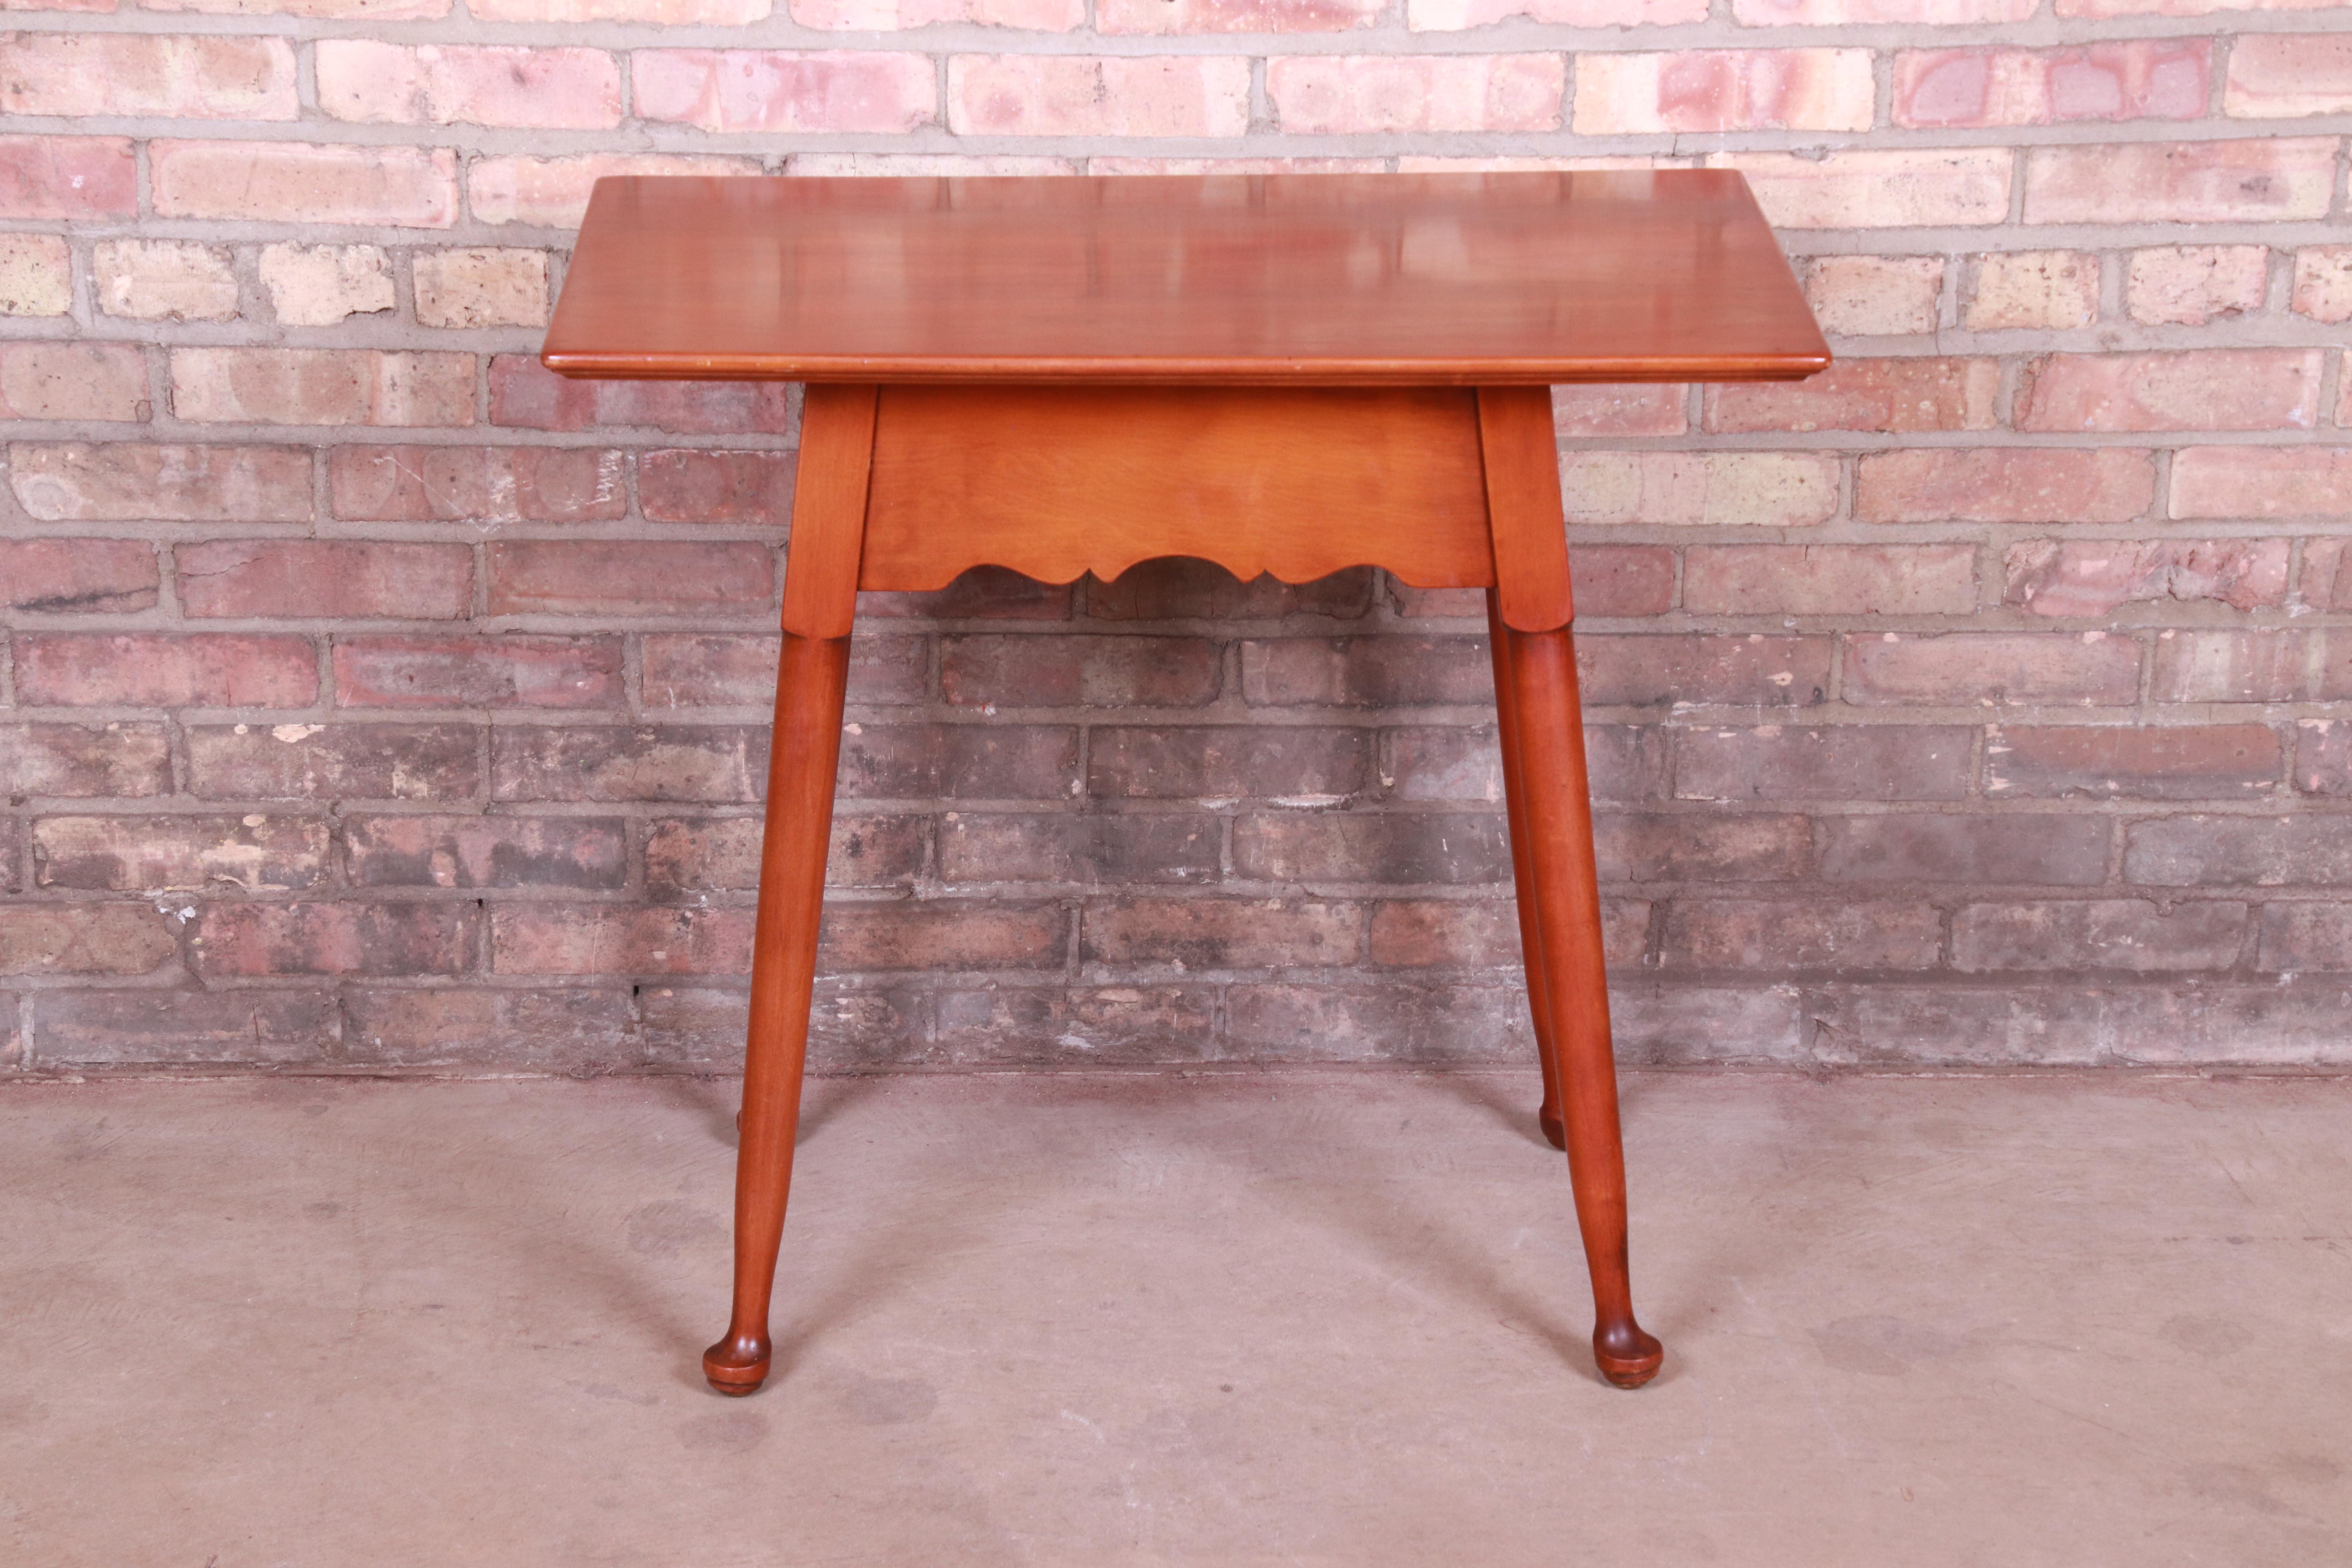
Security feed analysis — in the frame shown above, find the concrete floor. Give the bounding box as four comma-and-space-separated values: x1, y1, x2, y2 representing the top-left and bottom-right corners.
2, 1070, 2346, 1567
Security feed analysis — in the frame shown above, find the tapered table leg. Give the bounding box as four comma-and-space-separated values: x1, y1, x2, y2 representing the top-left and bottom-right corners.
1487, 590, 1567, 1152
702, 632, 852, 1396
1499, 621, 1664, 1390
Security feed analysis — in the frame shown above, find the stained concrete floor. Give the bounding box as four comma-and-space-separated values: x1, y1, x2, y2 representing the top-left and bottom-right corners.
2, 1068, 2347, 1567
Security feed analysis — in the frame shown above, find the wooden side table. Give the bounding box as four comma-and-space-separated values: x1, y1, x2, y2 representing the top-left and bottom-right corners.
543, 171, 1829, 1394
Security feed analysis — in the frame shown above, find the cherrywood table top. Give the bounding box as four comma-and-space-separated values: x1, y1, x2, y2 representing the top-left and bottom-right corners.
542, 171, 1829, 387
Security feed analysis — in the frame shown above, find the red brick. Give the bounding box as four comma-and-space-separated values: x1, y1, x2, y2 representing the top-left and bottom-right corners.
946, 635, 1221, 709
2152, 630, 2352, 704
0, 136, 136, 220
1856, 448, 2156, 523
649, 812, 922, 890
1677, 725, 1973, 802
9, 443, 312, 523
1240, 636, 1486, 708
151, 140, 459, 228
1089, 726, 1368, 802
16, 633, 318, 708
1682, 545, 1979, 617
1368, 898, 1520, 966
1268, 55, 1564, 134
345, 988, 634, 1069
1706, 148, 2011, 229
185, 722, 478, 801
344, 814, 626, 889
0, 32, 297, 119
1820, 813, 2109, 885
2293, 719, 2352, 798
1552, 384, 1686, 437
2170, 448, 2352, 521
329, 446, 624, 523
488, 356, 793, 434
1581, 633, 1833, 708
2024, 140, 2337, 225
34, 815, 327, 893
1566, 547, 1675, 618
1704, 357, 1996, 434
333, 636, 622, 709
636, 50, 935, 133
486, 541, 773, 616
490, 726, 765, 803
2128, 246, 2270, 327
1381, 726, 1501, 802
1662, 899, 1942, 971
841, 723, 1080, 800
178, 541, 473, 621
2225, 34, 2352, 117
1844, 632, 2141, 708
1232, 812, 1509, 884
2016, 350, 2321, 434
171, 348, 475, 428
824, 903, 1067, 971
193, 901, 470, 978
34, 991, 336, 1069
1559, 452, 1838, 526
1595, 812, 1812, 880
2126, 816, 2352, 888
1084, 898, 1361, 968
1573, 49, 1871, 134
953, 56, 1251, 136
1893, 41, 2208, 127
938, 812, 1216, 886
0, 723, 171, 797
1986, 723, 2281, 800
1956, 899, 2245, 973
800, 0, 1080, 25
0, 539, 158, 615
2004, 538, 2289, 618
467, 153, 761, 229
0, 343, 149, 422
862, 564, 1075, 622
1084, 560, 1370, 621
2257, 904, 2352, 972
637, 449, 795, 523
0, 904, 176, 976
317, 42, 621, 129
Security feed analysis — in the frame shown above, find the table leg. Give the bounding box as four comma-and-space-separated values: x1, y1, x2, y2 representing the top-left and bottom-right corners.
1486, 590, 1566, 1153
1497, 620, 1665, 1390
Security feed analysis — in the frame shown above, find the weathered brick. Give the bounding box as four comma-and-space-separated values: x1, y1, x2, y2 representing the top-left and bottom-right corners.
2024, 139, 2337, 225
1985, 724, 2281, 801
954, 55, 1251, 136
0, 234, 72, 317
637, 50, 935, 133
193, 901, 470, 978
488, 356, 793, 434
1844, 632, 2140, 708
147, 0, 450, 15
33, 815, 326, 892
841, 723, 1080, 800
1735, 0, 2033, 18
2125, 816, 2352, 888
0, 723, 171, 797
170, 348, 474, 429
1956, 899, 2245, 973
1552, 384, 1686, 437
1085, 561, 1370, 622
1581, 633, 1833, 708
1366, 897, 1532, 967
1704, 357, 1996, 434
344, 814, 626, 889
1824, 981, 2352, 1068
1706, 149, 2011, 228
647, 632, 918, 709
12, 443, 311, 524
1084, 898, 1360, 968
1966, 250, 2098, 331
1410, 0, 1704, 28
2128, 246, 2270, 327
344, 987, 635, 1067
1268, 55, 1563, 134
1662, 899, 1942, 970
413, 249, 550, 329
490, 905, 750, 976
16, 633, 318, 708
178, 541, 472, 621
650, 811, 924, 890
1893, 41, 2207, 127
931, 985, 1218, 1067
2304, 540, 2352, 612
1804, 255, 1943, 338
152, 141, 458, 228
801, 0, 1080, 25
92, 240, 239, 323
2224, 33, 2352, 117
258, 243, 394, 327
2293, 719, 2352, 798
1097, 0, 1372, 27
0, 343, 149, 422
491, 726, 763, 803
2004, 538, 2289, 618
486, 541, 773, 617
470, 0, 767, 20
329, 446, 623, 523
2293, 247, 2352, 324
1573, 49, 1872, 134
0, 539, 158, 615
1682, 545, 1978, 617
824, 902, 1068, 971
2256, 904, 2352, 972
2170, 448, 2352, 521
637, 450, 794, 523
34, 989, 335, 1067
949, 635, 1222, 708
1819, 813, 2109, 885
317, 42, 621, 129
1559, 452, 1838, 526
0, 31, 296, 119
1566, 548, 1676, 618
1594, 812, 1811, 881
0, 904, 176, 976
0, 136, 137, 220
1240, 636, 1486, 708
1381, 726, 1501, 802
1232, 812, 1508, 885
1583, 726, 1675, 803
1856, 448, 2156, 523
1089, 726, 1368, 802
186, 722, 478, 801
1678, 725, 1973, 802
938, 812, 1214, 886
1226, 981, 1533, 1063
2152, 630, 2352, 704
797, 152, 1081, 176
2016, 350, 2321, 433
333, 636, 622, 710
467, 153, 761, 229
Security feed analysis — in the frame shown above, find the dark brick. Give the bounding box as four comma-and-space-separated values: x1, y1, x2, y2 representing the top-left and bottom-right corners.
1677, 726, 1973, 802
344, 987, 637, 1067
839, 724, 1080, 801
1955, 900, 2247, 973
1569, 546, 1676, 617
2256, 905, 2352, 973
1090, 726, 1368, 801
492, 905, 754, 975
34, 815, 327, 892
1367, 897, 1648, 967
938, 813, 1216, 885
344, 815, 628, 890
328, 445, 625, 522
858, 565, 1071, 622
0, 904, 177, 975
1083, 898, 1360, 968
0, 538, 158, 615
0, 723, 171, 798
2125, 815, 2352, 887
821, 902, 1067, 971
944, 635, 1220, 709
192, 902, 472, 978
1819, 814, 2110, 885
637, 448, 795, 523
1240, 636, 1489, 707
1580, 635, 1833, 709
1985, 724, 2281, 801
1594, 812, 1812, 882
1381, 727, 1502, 803
189, 722, 479, 801
1661, 900, 1942, 971
1085, 560, 1372, 622
2294, 719, 2352, 797
1231, 812, 1509, 885
492, 726, 762, 803
32, 989, 335, 1065
333, 636, 623, 710
646, 813, 922, 891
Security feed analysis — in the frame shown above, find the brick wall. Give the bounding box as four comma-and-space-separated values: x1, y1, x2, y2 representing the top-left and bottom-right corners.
1, 0, 2348, 1075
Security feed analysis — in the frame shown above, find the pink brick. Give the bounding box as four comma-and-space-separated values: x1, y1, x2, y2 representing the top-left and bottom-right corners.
1553, 384, 1686, 437
1967, 250, 2098, 331
1570, 547, 1676, 616
1893, 42, 2208, 127
1707, 149, 2011, 229
2292, 247, 2352, 324
1573, 49, 1873, 135
1559, 452, 1839, 527
177, 541, 473, 621
2170, 448, 2352, 521
1804, 255, 1944, 337
9, 443, 312, 523
467, 154, 760, 228
1844, 632, 2141, 707
1856, 448, 2156, 524
470, 0, 765, 17
2016, 350, 2322, 434
0, 33, 297, 119
1409, 0, 1704, 26
636, 51, 935, 133
2127, 246, 2270, 327
486, 541, 774, 616
333, 635, 622, 709
330, 446, 625, 523
0, 343, 149, 423
15, 633, 318, 708
2151, 628, 2352, 702
1734, 0, 2032, 18
795, 153, 1078, 176
2005, 538, 2289, 617
143, 0, 448, 15
2225, 34, 2352, 117
951, 56, 1250, 136
316, 42, 621, 130
0, 539, 158, 615
795, 0, 1079, 24
171, 349, 475, 429
490, 905, 755, 976
2025, 140, 2337, 225
488, 356, 792, 434
153, 141, 458, 228
1705, 358, 1997, 434
1, 0, 115, 10
1684, 545, 1978, 616
1269, 54, 1564, 134
0, 233, 73, 316
2058, 0, 2339, 13
0, 136, 136, 220
1100, 0, 1374, 31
